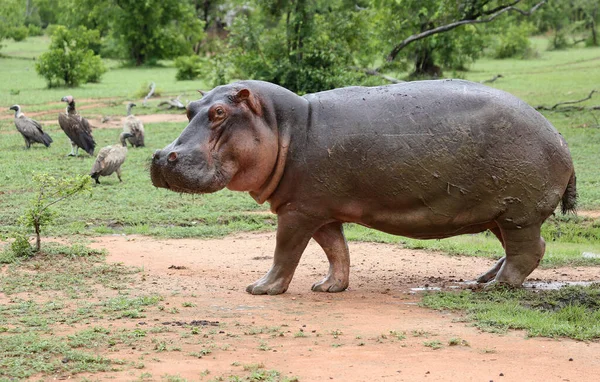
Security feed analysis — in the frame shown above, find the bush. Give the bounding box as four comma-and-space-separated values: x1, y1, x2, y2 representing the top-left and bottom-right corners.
35, 26, 106, 87
492, 23, 536, 59
9, 233, 34, 259
174, 55, 204, 81
27, 24, 43, 37
10, 25, 29, 42
548, 29, 570, 50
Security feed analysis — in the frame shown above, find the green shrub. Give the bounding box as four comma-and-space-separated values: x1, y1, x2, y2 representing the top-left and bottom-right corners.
35, 26, 106, 87
10, 25, 29, 42
10, 233, 34, 259
27, 24, 43, 37
492, 23, 535, 59
548, 29, 570, 50
174, 55, 204, 81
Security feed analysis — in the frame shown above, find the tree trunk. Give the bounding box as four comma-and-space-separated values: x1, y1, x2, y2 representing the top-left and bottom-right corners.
413, 46, 441, 77
412, 21, 442, 77
591, 9, 598, 46
34, 220, 41, 252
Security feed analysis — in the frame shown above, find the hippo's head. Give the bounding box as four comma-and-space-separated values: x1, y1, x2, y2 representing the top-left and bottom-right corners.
151, 84, 280, 197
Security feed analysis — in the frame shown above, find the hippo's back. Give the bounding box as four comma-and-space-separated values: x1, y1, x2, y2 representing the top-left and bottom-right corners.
288, 80, 574, 237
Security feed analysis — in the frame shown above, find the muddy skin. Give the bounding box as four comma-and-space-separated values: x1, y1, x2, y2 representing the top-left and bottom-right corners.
151, 79, 576, 295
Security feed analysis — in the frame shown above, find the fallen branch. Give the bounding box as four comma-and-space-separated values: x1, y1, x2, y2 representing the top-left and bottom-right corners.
481, 74, 504, 84
351, 67, 404, 84
157, 95, 186, 110
536, 90, 599, 111
143, 82, 156, 107
384, 1, 546, 64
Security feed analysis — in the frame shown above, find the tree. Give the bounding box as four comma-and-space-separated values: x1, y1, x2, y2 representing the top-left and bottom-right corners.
17, 173, 92, 253
35, 25, 106, 87
372, 0, 545, 76
0, 0, 25, 51
108, 0, 205, 65
223, 0, 379, 94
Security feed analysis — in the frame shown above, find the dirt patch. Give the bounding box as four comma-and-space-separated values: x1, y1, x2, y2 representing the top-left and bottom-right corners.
86, 113, 188, 129
60, 233, 600, 381
579, 210, 600, 219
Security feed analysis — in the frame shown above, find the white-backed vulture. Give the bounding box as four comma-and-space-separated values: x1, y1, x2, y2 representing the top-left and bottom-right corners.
123, 102, 145, 147
9, 105, 53, 148
90, 132, 133, 184
58, 95, 96, 156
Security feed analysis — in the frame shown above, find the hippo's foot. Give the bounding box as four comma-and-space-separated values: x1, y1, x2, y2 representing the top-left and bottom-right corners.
476, 257, 505, 284
311, 275, 348, 293
246, 273, 291, 295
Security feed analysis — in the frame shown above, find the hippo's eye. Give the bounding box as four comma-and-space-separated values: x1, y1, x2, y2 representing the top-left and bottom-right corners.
215, 107, 224, 116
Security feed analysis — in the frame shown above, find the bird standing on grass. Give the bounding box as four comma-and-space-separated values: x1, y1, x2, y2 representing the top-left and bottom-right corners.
123, 102, 145, 147
9, 105, 53, 148
90, 132, 133, 184
58, 95, 96, 156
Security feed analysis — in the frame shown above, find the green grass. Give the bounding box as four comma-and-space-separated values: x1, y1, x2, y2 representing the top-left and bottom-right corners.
422, 285, 600, 340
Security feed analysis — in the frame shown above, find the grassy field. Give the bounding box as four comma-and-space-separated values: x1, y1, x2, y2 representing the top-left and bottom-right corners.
1, 35, 600, 264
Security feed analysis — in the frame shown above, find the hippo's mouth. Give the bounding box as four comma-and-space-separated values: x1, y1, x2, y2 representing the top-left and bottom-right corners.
150, 162, 231, 195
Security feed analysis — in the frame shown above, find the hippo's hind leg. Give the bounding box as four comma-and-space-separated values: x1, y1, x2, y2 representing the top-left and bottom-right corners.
246, 211, 322, 295
311, 222, 350, 293
491, 224, 545, 287
476, 227, 505, 284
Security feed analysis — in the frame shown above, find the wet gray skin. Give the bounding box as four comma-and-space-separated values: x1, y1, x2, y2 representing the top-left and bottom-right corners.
151, 79, 576, 295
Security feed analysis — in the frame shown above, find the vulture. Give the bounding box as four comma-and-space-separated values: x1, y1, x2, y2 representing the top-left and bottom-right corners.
123, 102, 145, 147
9, 105, 53, 148
90, 132, 133, 184
58, 95, 96, 156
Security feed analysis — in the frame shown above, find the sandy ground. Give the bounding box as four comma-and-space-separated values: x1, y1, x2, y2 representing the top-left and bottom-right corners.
59, 233, 600, 382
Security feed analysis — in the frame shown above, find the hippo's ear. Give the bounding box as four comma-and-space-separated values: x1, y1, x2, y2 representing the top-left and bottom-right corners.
233, 88, 262, 117
197, 90, 206, 97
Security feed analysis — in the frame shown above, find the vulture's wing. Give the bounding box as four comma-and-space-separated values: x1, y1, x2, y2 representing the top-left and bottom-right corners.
28, 117, 53, 145
128, 118, 145, 146
90, 146, 112, 175
15, 117, 53, 146
59, 113, 96, 155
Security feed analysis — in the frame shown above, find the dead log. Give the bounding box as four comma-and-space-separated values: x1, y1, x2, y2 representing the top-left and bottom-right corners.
143, 82, 156, 107
535, 90, 599, 111
481, 74, 503, 84
157, 95, 186, 110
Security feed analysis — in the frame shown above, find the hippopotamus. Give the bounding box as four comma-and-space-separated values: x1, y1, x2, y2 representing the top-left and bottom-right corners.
151, 79, 576, 295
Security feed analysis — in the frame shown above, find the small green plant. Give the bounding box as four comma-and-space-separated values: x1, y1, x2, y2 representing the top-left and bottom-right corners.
257, 341, 271, 351
16, 173, 92, 252
423, 340, 443, 350
182, 301, 196, 307
448, 337, 469, 346
293, 331, 307, 338
389, 330, 406, 340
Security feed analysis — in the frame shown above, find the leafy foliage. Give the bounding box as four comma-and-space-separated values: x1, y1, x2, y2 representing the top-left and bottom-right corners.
491, 22, 536, 59
16, 173, 92, 252
0, 0, 24, 50
35, 25, 106, 87
223, 0, 378, 94
174, 55, 204, 81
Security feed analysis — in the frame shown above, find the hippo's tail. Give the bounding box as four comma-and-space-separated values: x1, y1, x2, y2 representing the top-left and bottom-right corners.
561, 172, 577, 214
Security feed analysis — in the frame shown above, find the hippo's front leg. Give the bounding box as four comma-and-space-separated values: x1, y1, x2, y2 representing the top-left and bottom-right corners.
246, 211, 322, 295
311, 222, 350, 293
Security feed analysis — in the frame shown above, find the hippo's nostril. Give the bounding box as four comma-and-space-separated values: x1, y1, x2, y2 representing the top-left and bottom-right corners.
167, 151, 178, 162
